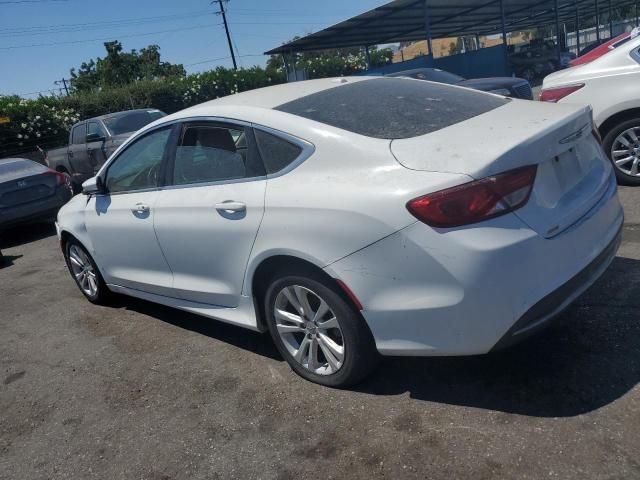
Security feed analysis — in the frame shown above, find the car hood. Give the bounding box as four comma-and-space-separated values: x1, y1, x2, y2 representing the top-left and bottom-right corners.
457, 77, 527, 90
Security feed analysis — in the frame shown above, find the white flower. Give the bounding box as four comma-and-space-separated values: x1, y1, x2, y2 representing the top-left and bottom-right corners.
21, 122, 27, 128
36, 133, 41, 137
17, 134, 22, 139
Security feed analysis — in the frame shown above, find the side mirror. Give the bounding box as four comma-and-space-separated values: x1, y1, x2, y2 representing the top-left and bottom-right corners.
82, 176, 106, 195
86, 132, 106, 143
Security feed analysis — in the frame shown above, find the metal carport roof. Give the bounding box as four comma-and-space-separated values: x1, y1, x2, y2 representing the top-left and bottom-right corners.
265, 0, 639, 54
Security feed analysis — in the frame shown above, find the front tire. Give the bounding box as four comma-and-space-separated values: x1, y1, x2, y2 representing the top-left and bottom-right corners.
602, 117, 640, 185
64, 239, 111, 304
264, 272, 379, 388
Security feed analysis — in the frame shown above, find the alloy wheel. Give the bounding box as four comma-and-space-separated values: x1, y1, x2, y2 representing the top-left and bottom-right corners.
274, 285, 345, 376
611, 126, 640, 177
68, 244, 98, 297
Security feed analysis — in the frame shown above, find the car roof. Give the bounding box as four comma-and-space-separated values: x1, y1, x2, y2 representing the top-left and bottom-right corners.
93, 108, 163, 122
150, 77, 375, 130
149, 77, 506, 141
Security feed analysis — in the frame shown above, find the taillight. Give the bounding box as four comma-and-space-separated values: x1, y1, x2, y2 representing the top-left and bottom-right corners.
539, 84, 584, 102
44, 169, 69, 186
407, 165, 538, 228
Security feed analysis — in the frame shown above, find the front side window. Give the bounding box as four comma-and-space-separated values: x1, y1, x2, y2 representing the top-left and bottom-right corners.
71, 124, 86, 144
87, 121, 106, 138
172, 125, 262, 185
105, 127, 172, 194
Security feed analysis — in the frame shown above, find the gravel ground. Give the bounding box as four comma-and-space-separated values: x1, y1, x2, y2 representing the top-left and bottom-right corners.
1, 187, 639, 480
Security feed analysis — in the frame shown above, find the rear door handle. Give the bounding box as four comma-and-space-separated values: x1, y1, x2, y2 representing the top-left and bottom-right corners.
132, 203, 150, 214
215, 201, 246, 213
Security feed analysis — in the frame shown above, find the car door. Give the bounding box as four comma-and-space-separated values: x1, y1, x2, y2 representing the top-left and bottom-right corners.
153, 121, 267, 307
68, 122, 92, 176
84, 125, 177, 296
86, 121, 109, 173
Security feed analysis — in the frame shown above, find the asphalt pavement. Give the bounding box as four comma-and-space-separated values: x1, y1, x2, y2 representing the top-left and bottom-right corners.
1, 187, 639, 480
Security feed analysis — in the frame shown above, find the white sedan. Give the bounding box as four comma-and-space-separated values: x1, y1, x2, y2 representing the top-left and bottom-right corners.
56, 77, 623, 387
540, 32, 640, 184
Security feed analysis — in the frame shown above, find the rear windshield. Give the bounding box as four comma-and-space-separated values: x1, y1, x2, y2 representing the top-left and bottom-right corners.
103, 110, 166, 136
388, 69, 465, 85
275, 78, 509, 140
0, 159, 43, 178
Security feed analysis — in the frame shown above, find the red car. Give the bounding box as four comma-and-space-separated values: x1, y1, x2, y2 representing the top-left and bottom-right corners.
570, 28, 639, 67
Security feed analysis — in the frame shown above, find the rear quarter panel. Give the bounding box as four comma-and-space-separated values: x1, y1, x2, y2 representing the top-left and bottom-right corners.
241, 111, 471, 296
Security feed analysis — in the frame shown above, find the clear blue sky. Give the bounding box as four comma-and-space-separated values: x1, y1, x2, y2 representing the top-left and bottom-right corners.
0, 0, 385, 97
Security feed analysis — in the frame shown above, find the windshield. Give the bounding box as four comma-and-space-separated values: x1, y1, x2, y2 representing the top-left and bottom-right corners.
102, 110, 166, 136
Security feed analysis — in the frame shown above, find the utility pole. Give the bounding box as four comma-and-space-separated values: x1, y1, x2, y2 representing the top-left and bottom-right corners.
214, 0, 237, 70
54, 78, 69, 95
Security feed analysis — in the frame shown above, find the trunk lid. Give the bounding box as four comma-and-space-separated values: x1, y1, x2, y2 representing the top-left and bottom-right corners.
391, 100, 612, 238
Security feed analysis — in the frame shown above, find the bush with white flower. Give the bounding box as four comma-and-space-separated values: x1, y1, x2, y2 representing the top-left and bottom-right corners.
0, 95, 79, 158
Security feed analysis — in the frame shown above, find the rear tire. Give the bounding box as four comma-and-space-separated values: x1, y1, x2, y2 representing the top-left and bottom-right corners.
602, 117, 640, 186
63, 239, 111, 304
263, 270, 379, 388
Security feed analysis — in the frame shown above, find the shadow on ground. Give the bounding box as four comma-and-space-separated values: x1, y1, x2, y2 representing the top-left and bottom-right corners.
101, 255, 640, 418
0, 222, 56, 248
356, 256, 640, 417
0, 254, 23, 268
108, 295, 281, 361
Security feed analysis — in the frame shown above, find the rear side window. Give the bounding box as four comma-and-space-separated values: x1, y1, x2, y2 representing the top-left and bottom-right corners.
275, 78, 509, 140
171, 124, 265, 186
255, 129, 302, 174
71, 124, 86, 144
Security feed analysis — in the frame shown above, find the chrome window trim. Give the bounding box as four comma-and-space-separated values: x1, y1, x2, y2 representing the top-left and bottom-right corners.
96, 116, 315, 194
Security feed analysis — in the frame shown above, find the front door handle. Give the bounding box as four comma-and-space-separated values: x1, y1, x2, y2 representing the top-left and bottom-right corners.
132, 203, 150, 214
215, 201, 246, 213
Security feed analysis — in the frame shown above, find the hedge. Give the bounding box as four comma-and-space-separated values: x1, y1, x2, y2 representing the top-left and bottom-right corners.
1, 51, 391, 158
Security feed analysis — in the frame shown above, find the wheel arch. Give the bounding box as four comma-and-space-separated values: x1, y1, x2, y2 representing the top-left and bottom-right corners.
248, 253, 363, 331
598, 108, 640, 138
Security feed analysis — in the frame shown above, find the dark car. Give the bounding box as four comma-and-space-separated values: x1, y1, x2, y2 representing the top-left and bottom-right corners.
0, 158, 73, 230
46, 108, 166, 192
386, 68, 533, 100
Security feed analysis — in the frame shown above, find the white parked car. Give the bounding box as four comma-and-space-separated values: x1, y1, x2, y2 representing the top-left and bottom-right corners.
56, 77, 623, 387
540, 32, 640, 184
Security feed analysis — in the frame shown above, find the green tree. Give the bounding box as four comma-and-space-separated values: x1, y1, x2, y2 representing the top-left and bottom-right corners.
70, 41, 186, 92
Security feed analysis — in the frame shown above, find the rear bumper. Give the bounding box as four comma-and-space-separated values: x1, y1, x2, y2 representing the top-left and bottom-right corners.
490, 223, 622, 351
326, 173, 623, 356
0, 186, 72, 229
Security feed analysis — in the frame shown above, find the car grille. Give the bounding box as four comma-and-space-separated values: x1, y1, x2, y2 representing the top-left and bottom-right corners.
0, 184, 53, 207
513, 82, 533, 100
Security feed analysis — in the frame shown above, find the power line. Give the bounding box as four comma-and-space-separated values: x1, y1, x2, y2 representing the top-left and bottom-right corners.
0, 24, 218, 50
0, 11, 214, 37
185, 53, 263, 67
0, 0, 69, 3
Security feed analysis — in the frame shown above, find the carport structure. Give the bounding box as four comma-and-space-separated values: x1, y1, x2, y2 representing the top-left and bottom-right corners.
266, 0, 640, 59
